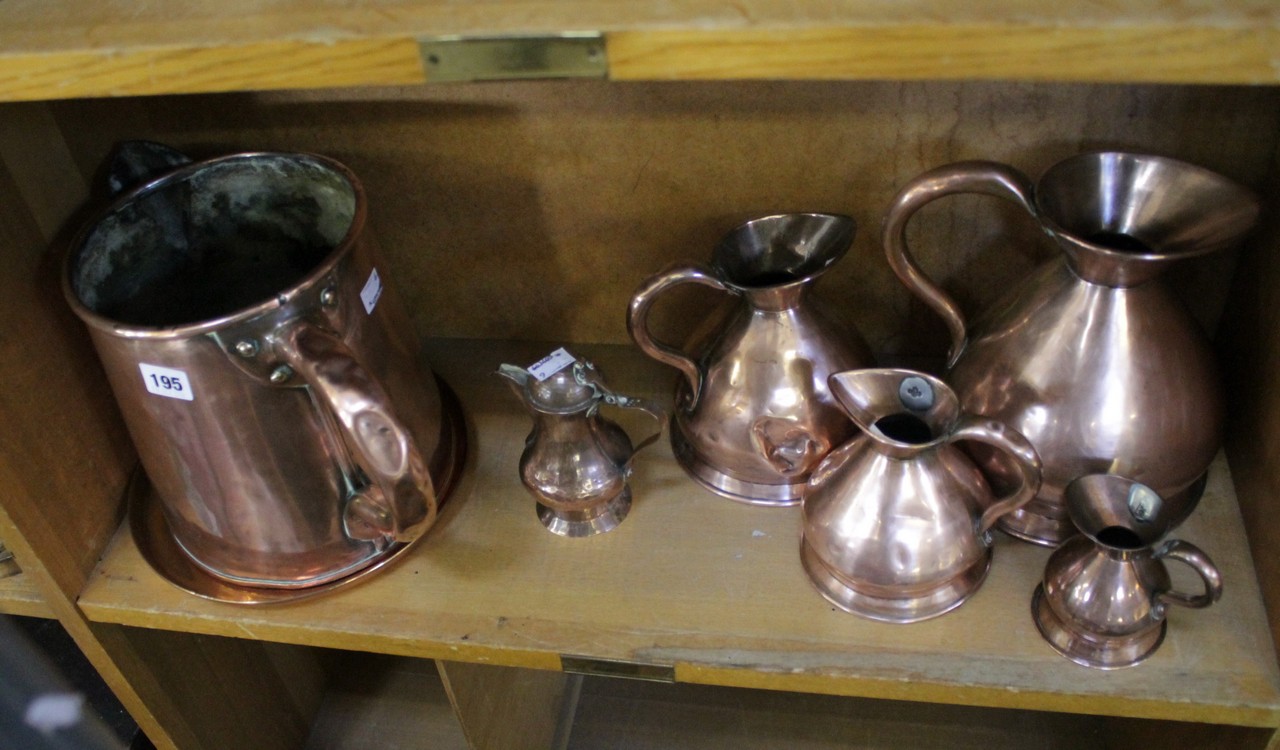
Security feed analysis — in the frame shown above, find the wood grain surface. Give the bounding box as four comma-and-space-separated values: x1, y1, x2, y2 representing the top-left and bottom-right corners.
0, 571, 55, 618
0, 1, 1277, 100
44, 81, 1280, 355
76, 339, 1280, 728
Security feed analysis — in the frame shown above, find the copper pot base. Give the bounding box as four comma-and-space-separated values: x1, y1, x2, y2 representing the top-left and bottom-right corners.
1031, 583, 1165, 669
537, 489, 631, 538
800, 540, 991, 623
130, 378, 467, 604
672, 427, 802, 507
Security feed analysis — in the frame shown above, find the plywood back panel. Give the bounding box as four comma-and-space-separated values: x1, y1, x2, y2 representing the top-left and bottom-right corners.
1220, 150, 1280, 652
49, 81, 1280, 360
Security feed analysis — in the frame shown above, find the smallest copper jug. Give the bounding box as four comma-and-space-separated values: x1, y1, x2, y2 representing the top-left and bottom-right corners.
801, 369, 1041, 623
1034, 475, 1223, 669
500, 351, 664, 537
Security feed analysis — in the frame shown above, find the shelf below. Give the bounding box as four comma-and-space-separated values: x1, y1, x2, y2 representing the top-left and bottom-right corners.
567, 676, 1109, 749
77, 339, 1280, 728
305, 652, 467, 750
0, 1, 1277, 101
0, 570, 53, 619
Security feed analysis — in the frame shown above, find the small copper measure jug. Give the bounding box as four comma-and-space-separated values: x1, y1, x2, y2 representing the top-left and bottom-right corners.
1034, 474, 1223, 669
801, 369, 1041, 623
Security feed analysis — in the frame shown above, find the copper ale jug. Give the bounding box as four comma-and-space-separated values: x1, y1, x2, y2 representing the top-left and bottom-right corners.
883, 153, 1259, 546
801, 369, 1041, 623
65, 145, 462, 589
499, 353, 664, 537
1034, 474, 1223, 669
628, 214, 874, 506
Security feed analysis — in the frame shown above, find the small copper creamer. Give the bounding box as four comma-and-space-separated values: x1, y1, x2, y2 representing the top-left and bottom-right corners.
500, 352, 663, 537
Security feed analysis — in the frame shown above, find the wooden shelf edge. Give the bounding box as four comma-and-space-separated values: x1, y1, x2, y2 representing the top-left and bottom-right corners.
1, 20, 1277, 102
0, 38, 426, 103
676, 663, 1280, 728
72, 339, 1280, 730
607, 25, 1280, 84
0, 571, 54, 619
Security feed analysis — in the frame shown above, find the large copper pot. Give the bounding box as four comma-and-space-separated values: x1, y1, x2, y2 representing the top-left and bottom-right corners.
883, 153, 1259, 546
65, 146, 461, 588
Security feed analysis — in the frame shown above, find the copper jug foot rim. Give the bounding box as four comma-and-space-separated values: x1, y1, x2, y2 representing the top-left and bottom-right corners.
799, 540, 989, 624
1031, 584, 1165, 669
998, 509, 1074, 548
673, 432, 803, 507
538, 489, 631, 538
129, 376, 468, 604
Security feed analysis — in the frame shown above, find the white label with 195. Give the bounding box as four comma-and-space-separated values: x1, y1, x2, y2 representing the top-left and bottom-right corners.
139, 363, 193, 401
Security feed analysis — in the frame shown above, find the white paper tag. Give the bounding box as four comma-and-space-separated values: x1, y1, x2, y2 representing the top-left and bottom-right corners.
139, 363, 193, 401
360, 268, 383, 315
527, 347, 577, 381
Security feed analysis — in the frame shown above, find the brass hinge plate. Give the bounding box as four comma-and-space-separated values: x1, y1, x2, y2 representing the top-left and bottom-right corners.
418, 33, 607, 82
560, 655, 676, 682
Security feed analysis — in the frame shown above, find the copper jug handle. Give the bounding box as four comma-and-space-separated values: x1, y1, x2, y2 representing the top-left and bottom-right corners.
948, 416, 1042, 538
276, 320, 438, 546
1152, 539, 1224, 615
576, 362, 667, 465
882, 161, 1038, 367
627, 263, 736, 411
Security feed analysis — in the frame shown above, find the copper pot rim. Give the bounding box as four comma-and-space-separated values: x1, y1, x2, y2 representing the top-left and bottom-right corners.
63, 150, 368, 341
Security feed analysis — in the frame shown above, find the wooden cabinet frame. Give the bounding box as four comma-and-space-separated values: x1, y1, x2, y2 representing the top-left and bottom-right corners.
2, 6, 1280, 748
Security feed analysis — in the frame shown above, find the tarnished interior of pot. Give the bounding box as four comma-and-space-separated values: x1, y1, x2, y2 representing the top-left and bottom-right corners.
73, 155, 356, 327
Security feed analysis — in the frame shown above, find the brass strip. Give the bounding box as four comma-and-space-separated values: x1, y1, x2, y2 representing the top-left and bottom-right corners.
419, 34, 606, 82
560, 655, 675, 683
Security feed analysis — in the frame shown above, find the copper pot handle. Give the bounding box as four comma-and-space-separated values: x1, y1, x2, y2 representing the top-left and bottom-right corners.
1153, 539, 1224, 615
948, 415, 1042, 538
881, 161, 1039, 367
627, 263, 735, 412
277, 320, 437, 546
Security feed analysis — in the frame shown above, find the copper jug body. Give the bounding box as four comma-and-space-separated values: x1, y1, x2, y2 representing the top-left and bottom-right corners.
883, 153, 1260, 546
628, 214, 874, 506
64, 149, 463, 589
801, 369, 1041, 623
1034, 475, 1223, 669
499, 355, 664, 537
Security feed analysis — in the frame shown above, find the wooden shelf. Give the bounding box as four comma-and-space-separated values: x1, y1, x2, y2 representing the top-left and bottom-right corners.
0, 570, 54, 619
0, 1, 1276, 102
567, 676, 1111, 749
77, 338, 1280, 729
305, 652, 467, 750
